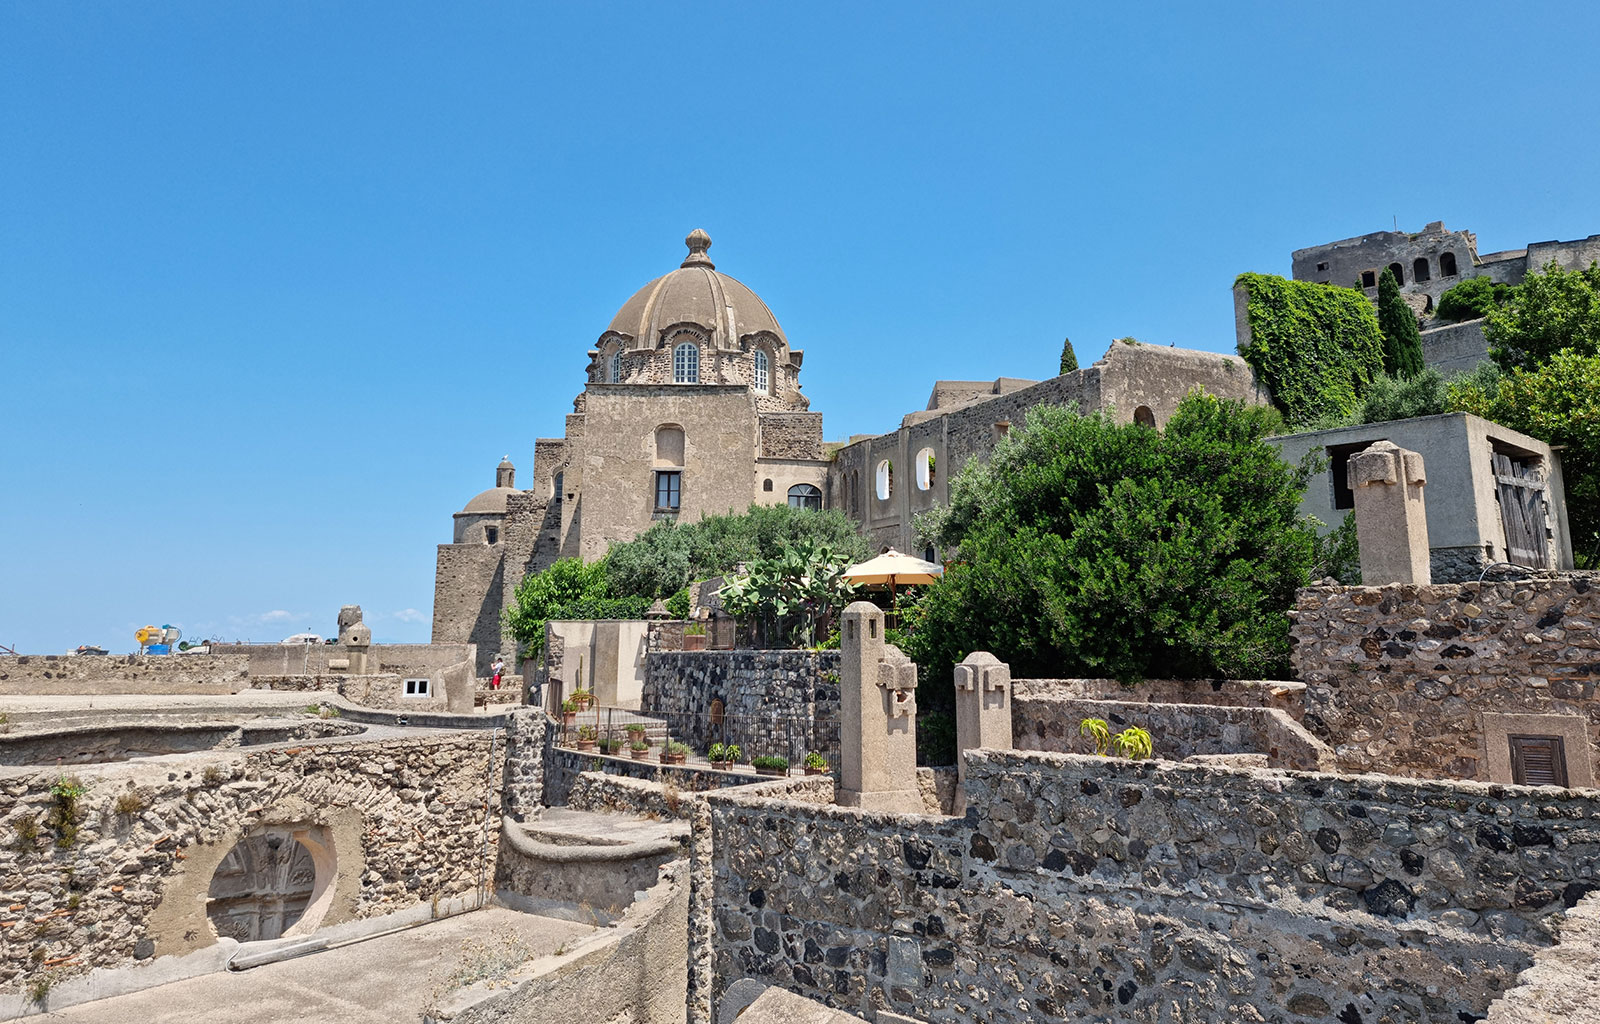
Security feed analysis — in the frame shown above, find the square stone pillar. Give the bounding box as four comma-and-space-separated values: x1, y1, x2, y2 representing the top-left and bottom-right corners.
953, 651, 1011, 815
1348, 440, 1431, 585
837, 601, 922, 813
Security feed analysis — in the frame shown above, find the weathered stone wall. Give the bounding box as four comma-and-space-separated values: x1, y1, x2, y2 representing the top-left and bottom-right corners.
502, 708, 547, 822
0, 731, 504, 993
1420, 317, 1490, 375
544, 745, 769, 807
568, 769, 833, 821
0, 655, 250, 696
758, 412, 823, 460
1291, 221, 1480, 302
1015, 677, 1306, 719
432, 543, 506, 673
1011, 691, 1334, 771
1483, 892, 1600, 1023
703, 749, 1600, 1024
641, 651, 841, 763
1291, 578, 1600, 779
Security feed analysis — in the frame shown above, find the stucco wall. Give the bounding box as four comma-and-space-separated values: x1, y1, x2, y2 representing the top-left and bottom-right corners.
0, 655, 250, 696
541, 620, 648, 709
1291, 578, 1600, 781
1420, 318, 1491, 375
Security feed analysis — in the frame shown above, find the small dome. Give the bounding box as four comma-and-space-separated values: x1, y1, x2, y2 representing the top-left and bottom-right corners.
605, 230, 787, 347
461, 487, 517, 515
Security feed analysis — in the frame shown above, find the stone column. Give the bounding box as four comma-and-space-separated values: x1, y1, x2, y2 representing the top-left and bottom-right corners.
1347, 440, 1431, 585
953, 651, 1012, 815
836, 601, 922, 813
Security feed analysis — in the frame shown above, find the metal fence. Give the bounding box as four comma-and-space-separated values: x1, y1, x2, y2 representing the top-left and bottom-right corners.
553, 703, 839, 773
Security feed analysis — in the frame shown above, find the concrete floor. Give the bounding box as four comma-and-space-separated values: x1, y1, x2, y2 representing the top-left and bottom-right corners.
35, 907, 596, 1024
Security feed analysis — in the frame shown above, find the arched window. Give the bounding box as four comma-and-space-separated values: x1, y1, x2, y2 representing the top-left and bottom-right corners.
608, 349, 622, 383
915, 448, 936, 491
875, 460, 892, 501
763, 478, 773, 492
1388, 262, 1405, 285
1413, 257, 1431, 283
673, 342, 699, 384
1133, 406, 1156, 428
552, 471, 564, 500
1439, 252, 1458, 277
922, 545, 936, 564
753, 350, 769, 393
788, 484, 822, 510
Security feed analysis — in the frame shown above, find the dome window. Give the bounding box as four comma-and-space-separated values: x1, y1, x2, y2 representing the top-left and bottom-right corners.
608, 349, 622, 383
753, 350, 769, 393
673, 342, 700, 384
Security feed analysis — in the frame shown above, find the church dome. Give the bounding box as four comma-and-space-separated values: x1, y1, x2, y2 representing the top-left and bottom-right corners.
604, 230, 787, 348
460, 487, 516, 515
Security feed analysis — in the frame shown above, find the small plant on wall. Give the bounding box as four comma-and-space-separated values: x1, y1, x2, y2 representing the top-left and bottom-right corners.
1079, 719, 1153, 760
48, 775, 88, 849
707, 742, 741, 769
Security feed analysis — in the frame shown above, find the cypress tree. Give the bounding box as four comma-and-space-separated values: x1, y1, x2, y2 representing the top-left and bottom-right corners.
1059, 336, 1078, 375
1377, 268, 1425, 378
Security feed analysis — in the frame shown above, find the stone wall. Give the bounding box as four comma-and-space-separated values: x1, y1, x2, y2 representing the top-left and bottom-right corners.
1483, 892, 1600, 1023
0, 655, 250, 696
0, 731, 504, 993
1015, 677, 1307, 719
1291, 578, 1600, 779
544, 745, 770, 807
1420, 317, 1490, 375
758, 413, 824, 460
702, 749, 1600, 1024
1010, 689, 1334, 772
502, 708, 548, 822
641, 651, 841, 763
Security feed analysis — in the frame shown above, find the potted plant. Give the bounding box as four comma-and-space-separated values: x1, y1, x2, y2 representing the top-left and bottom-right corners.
560, 698, 578, 727
660, 741, 689, 765
630, 738, 651, 760
570, 688, 594, 710
751, 755, 789, 777
625, 723, 648, 743
596, 735, 618, 755
707, 742, 741, 770
574, 725, 597, 752
682, 623, 708, 652
802, 751, 829, 776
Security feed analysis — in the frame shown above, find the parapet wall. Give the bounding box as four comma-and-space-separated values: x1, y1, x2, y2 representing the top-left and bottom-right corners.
1015, 677, 1307, 718
641, 650, 841, 763
1291, 578, 1600, 779
0, 654, 250, 696
703, 749, 1600, 1024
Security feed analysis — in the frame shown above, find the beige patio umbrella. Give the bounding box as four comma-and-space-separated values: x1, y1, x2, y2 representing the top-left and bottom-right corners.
843, 549, 943, 618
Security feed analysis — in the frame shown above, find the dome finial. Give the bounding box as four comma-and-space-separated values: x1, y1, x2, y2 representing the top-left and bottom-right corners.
681, 228, 714, 269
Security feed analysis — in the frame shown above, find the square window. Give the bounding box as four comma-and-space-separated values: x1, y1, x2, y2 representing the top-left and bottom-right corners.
655, 471, 681, 511
1316, 261, 1329, 272
403, 678, 430, 697
1360, 270, 1377, 289
1327, 441, 1383, 511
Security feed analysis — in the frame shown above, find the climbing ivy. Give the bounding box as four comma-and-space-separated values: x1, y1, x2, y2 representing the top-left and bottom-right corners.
1235, 273, 1386, 426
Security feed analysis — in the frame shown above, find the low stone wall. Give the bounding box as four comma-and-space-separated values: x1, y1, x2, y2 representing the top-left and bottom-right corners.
1291, 578, 1600, 779
0, 718, 362, 767
0, 655, 250, 696
0, 731, 504, 993
700, 749, 1600, 1024
1484, 892, 1600, 1023
1015, 677, 1306, 719
641, 650, 841, 763
568, 770, 834, 821
1011, 686, 1334, 772
544, 746, 770, 807
251, 672, 450, 712
502, 708, 547, 822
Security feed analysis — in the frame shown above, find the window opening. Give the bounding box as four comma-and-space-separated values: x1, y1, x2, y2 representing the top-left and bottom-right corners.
655, 425, 685, 466
608, 350, 622, 383
552, 471, 563, 500
875, 460, 892, 501
1509, 735, 1568, 787
404, 678, 430, 697
1440, 252, 1458, 277
763, 479, 773, 492
753, 349, 769, 393
788, 483, 822, 510
1388, 262, 1405, 285
655, 470, 682, 511
1360, 270, 1377, 289
1133, 406, 1156, 428
922, 545, 936, 563
1327, 441, 1383, 511
485, 526, 498, 545
1413, 257, 1431, 283
915, 448, 936, 491
1316, 261, 1329, 272
673, 342, 700, 384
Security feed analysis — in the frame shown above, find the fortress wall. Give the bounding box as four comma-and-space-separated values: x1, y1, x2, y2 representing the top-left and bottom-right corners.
702, 749, 1600, 1024
0, 654, 249, 696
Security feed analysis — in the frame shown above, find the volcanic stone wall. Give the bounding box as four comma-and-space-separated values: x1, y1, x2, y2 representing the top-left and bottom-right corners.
0, 654, 250, 695
703, 750, 1600, 1024
641, 651, 841, 763
1291, 578, 1600, 779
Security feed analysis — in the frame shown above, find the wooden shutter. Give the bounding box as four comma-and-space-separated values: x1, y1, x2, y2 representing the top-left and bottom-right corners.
1509, 734, 1568, 787
1493, 452, 1550, 568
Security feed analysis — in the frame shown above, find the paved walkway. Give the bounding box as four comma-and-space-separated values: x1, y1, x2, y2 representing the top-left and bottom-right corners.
38, 907, 595, 1024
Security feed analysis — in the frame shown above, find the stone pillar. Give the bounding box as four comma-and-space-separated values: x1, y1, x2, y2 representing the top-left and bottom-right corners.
1347, 440, 1431, 585
336, 605, 372, 674
836, 601, 922, 813
953, 651, 1011, 815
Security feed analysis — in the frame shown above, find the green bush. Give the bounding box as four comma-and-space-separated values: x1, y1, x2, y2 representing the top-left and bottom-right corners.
1486, 261, 1600, 371
1359, 368, 1449, 423
1435, 276, 1509, 322
1235, 272, 1386, 426
907, 393, 1318, 693
504, 557, 650, 658
1377, 268, 1424, 378
664, 587, 691, 620
750, 755, 789, 771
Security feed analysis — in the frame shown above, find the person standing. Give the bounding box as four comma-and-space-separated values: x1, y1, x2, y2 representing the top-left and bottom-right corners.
491, 656, 505, 690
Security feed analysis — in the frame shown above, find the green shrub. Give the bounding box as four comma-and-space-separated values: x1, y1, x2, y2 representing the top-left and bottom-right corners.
504, 557, 650, 659
1435, 275, 1509, 322
1377, 268, 1424, 378
803, 751, 828, 771
113, 790, 147, 816
664, 587, 692, 620
707, 742, 741, 763
1235, 272, 1386, 426
1486, 261, 1600, 371
1359, 368, 1449, 423
750, 755, 789, 771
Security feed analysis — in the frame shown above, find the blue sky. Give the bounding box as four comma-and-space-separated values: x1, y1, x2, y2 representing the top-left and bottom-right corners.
3, 3, 1597, 652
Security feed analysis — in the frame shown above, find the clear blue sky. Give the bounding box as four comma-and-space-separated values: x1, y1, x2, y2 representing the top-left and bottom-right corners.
3, 3, 1597, 652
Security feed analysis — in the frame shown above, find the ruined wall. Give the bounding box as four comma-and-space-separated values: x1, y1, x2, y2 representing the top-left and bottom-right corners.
704, 749, 1600, 1024
1483, 892, 1600, 1023
543, 745, 769, 807
1291, 222, 1480, 302
433, 543, 505, 671
502, 708, 547, 822
0, 655, 250, 696
1010, 691, 1333, 771
0, 731, 504, 993
1420, 317, 1490, 375
641, 651, 841, 763
1291, 578, 1600, 779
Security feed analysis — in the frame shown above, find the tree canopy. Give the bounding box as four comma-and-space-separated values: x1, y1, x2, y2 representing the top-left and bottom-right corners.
504, 557, 649, 658
1435, 275, 1510, 323
1485, 261, 1600, 371
1376, 268, 1425, 378
1059, 336, 1078, 375
906, 393, 1319, 691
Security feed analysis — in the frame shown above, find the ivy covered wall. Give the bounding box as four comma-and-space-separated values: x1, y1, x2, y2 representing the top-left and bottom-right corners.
1235, 273, 1385, 425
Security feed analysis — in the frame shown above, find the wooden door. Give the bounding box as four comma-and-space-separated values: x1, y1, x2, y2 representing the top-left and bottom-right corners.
1492, 452, 1550, 568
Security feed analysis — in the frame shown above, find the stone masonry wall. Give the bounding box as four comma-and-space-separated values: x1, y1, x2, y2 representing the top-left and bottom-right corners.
0, 731, 504, 992
758, 413, 824, 460
544, 745, 769, 807
0, 655, 250, 696
642, 651, 841, 763
1015, 678, 1308, 719
705, 750, 1600, 1024
1291, 578, 1600, 778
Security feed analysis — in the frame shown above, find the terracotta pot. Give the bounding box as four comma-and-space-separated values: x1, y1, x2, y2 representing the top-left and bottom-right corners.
682, 634, 708, 651
756, 766, 786, 777
631, 749, 651, 760
804, 766, 827, 776
660, 752, 686, 765
561, 712, 576, 727
575, 740, 596, 752
709, 760, 732, 771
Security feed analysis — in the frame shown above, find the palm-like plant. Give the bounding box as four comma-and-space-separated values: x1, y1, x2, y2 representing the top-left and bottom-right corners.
1079, 718, 1112, 756
718, 540, 859, 649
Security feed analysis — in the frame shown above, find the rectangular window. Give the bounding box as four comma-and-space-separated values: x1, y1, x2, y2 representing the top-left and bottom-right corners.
403, 678, 431, 697
1316, 261, 1329, 272
1509, 734, 1568, 787
655, 470, 681, 511
1360, 270, 1377, 288
1326, 441, 1383, 511
485, 526, 498, 545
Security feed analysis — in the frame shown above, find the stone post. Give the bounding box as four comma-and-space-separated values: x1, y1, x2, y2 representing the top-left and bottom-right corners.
953, 651, 1011, 815
836, 601, 922, 813
336, 605, 372, 674
1347, 440, 1431, 585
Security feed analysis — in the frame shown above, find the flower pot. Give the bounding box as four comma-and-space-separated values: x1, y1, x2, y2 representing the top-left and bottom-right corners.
756, 766, 787, 777
630, 749, 651, 761
575, 740, 596, 752
561, 712, 576, 727
660, 752, 686, 765
709, 760, 732, 771
804, 766, 827, 776
682, 634, 708, 651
